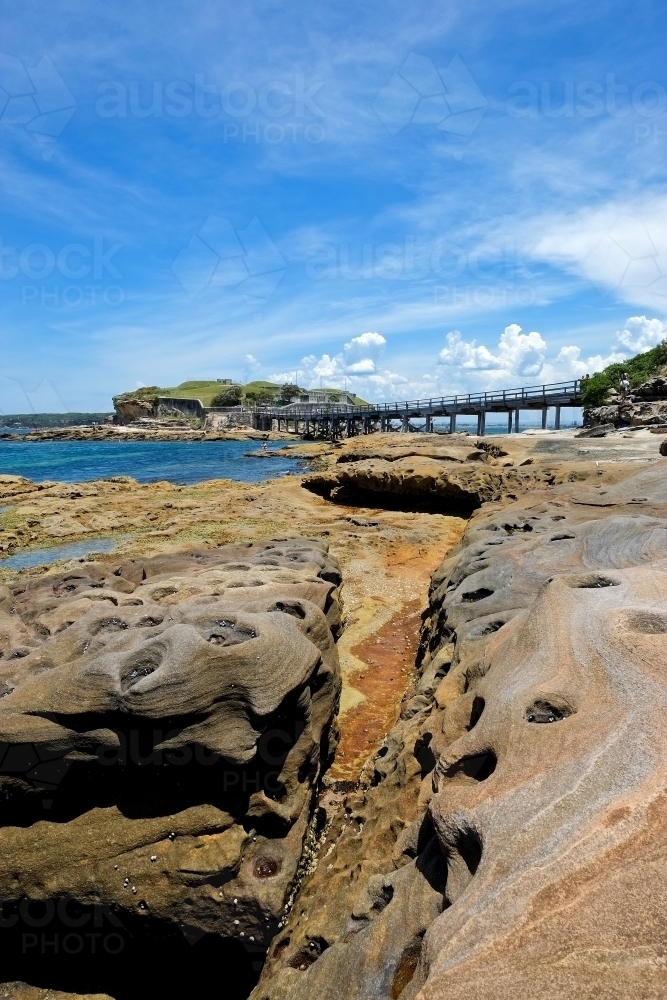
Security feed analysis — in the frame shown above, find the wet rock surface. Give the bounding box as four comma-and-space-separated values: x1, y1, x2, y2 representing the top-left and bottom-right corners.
251, 463, 667, 1000
0, 539, 342, 999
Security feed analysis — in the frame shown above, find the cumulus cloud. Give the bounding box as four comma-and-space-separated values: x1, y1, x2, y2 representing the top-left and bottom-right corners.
244, 354, 261, 372
436, 315, 666, 392
270, 315, 666, 404
344, 331, 386, 354
346, 359, 376, 374
614, 316, 667, 352
540, 345, 626, 383
271, 331, 409, 399
438, 324, 546, 377
544, 316, 666, 381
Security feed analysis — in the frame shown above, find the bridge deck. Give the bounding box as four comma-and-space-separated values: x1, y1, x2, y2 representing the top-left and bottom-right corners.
258, 380, 582, 422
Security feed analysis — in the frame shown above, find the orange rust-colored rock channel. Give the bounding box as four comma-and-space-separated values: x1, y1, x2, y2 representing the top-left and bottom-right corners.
328, 599, 422, 782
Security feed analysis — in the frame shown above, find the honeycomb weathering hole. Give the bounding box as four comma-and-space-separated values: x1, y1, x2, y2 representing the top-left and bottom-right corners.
287, 935, 330, 971
525, 698, 573, 723
569, 575, 620, 589
467, 696, 485, 731
253, 856, 281, 878
455, 825, 483, 876
445, 751, 497, 781
135, 616, 163, 628
625, 611, 667, 634
272, 600, 307, 619
461, 588, 494, 603
469, 619, 505, 637
207, 621, 257, 646
95, 617, 129, 633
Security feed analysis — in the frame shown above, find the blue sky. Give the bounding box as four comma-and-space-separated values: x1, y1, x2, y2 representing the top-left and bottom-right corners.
1, 0, 665, 412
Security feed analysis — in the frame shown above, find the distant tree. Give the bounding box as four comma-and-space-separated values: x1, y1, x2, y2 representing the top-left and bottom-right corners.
279, 383, 301, 404
328, 391, 340, 402
256, 389, 275, 405
211, 384, 243, 406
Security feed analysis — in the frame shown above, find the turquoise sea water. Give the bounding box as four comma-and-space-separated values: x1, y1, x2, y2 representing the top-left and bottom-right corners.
0, 438, 303, 486
0, 439, 306, 571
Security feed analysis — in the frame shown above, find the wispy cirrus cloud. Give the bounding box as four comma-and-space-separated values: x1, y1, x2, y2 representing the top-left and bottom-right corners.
1, 0, 665, 410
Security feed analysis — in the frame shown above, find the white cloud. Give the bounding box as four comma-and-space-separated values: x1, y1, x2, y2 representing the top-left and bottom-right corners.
244, 353, 261, 372
434, 315, 667, 391
344, 331, 386, 352
523, 199, 667, 310
270, 313, 667, 404
506, 315, 665, 384
540, 345, 625, 383
346, 358, 376, 373
438, 324, 546, 377
271, 331, 412, 400
615, 316, 667, 352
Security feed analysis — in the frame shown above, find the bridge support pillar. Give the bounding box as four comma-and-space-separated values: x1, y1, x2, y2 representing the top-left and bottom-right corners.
554, 405, 561, 430
401, 415, 410, 433
507, 411, 512, 434
514, 409, 520, 433
449, 412, 456, 434
541, 406, 548, 430
425, 414, 433, 433
477, 410, 486, 436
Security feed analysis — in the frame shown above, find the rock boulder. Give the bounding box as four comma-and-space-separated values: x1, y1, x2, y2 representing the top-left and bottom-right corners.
0, 538, 342, 999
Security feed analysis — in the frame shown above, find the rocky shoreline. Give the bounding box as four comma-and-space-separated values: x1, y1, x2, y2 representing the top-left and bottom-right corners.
0, 429, 665, 999
0, 425, 292, 443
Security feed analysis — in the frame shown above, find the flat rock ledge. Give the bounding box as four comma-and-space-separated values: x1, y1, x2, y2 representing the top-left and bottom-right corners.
301, 441, 557, 514
252, 463, 667, 1000
0, 984, 113, 1000
0, 539, 342, 998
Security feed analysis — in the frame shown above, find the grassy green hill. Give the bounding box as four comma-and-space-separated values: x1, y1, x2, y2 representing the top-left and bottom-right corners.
113, 380, 275, 407
114, 380, 367, 407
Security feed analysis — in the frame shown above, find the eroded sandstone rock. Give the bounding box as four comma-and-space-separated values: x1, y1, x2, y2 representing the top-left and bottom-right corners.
0, 985, 113, 1000
0, 538, 342, 999
252, 464, 667, 1000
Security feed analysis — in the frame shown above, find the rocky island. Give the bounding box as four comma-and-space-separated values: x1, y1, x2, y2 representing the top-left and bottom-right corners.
0, 427, 665, 1000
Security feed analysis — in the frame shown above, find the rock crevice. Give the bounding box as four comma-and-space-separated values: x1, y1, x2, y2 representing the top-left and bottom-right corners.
251, 463, 667, 1000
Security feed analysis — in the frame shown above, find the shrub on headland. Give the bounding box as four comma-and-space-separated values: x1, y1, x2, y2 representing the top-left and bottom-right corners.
210, 384, 243, 406
581, 340, 667, 407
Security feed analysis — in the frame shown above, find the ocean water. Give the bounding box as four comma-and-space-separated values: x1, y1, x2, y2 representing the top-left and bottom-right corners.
1, 535, 131, 571
0, 438, 304, 486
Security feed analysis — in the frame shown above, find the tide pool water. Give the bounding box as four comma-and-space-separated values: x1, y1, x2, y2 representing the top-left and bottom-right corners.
1, 536, 130, 571
0, 438, 303, 486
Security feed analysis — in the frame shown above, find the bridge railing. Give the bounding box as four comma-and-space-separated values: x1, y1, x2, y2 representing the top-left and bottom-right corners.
260, 380, 581, 418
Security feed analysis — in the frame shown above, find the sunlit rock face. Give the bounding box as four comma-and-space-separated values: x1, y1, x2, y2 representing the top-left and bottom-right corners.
252, 465, 667, 1000
0, 539, 342, 995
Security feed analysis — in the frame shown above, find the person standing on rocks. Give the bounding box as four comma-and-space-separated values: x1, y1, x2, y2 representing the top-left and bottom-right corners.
620, 373, 630, 401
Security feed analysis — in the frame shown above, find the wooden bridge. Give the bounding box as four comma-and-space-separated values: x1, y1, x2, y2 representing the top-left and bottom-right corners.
252, 379, 583, 437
